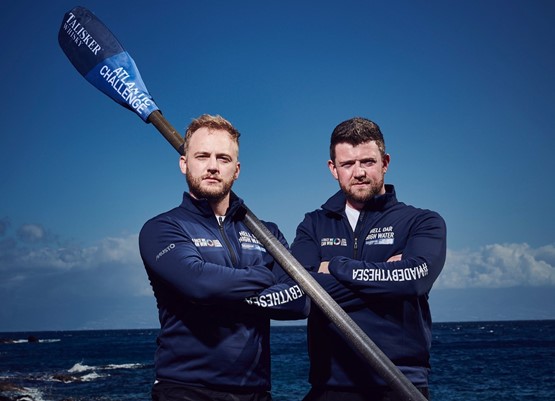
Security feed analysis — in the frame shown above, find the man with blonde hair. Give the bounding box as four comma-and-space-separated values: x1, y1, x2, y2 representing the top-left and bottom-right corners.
140, 114, 308, 401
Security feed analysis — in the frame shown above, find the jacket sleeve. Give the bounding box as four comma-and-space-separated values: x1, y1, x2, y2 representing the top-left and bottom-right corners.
243, 221, 310, 320
139, 216, 277, 304
329, 211, 447, 297
290, 212, 366, 309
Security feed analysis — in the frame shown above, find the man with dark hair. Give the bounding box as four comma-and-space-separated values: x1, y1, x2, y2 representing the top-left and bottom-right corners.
140, 114, 308, 401
292, 117, 446, 401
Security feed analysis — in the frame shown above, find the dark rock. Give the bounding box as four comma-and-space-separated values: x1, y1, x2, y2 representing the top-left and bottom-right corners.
27, 335, 39, 343
52, 373, 81, 383
0, 381, 27, 401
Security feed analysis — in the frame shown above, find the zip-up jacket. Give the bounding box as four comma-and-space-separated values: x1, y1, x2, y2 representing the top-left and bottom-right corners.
291, 184, 446, 390
139, 192, 308, 391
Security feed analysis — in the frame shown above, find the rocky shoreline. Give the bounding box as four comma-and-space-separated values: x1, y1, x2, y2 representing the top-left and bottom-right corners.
0, 336, 39, 344
0, 381, 40, 401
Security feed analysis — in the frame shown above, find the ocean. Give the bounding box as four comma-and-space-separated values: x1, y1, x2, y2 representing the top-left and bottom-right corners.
1, 320, 553, 400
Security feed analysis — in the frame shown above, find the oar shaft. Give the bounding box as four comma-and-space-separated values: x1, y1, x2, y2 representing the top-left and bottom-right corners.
148, 110, 184, 154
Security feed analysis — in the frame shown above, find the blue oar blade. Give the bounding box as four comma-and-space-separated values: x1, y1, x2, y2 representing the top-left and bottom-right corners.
58, 6, 159, 122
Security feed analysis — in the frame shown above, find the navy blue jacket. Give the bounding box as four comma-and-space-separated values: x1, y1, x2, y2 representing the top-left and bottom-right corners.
291, 185, 446, 390
139, 192, 308, 391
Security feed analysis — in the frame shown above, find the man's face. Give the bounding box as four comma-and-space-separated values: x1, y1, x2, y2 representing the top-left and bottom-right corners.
328, 141, 390, 210
180, 127, 240, 203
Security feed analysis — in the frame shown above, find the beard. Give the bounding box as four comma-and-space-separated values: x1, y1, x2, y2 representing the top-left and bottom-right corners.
186, 172, 235, 203
341, 175, 385, 206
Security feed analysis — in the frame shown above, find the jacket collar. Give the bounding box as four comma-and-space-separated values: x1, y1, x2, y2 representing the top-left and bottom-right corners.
322, 184, 398, 215
180, 191, 245, 219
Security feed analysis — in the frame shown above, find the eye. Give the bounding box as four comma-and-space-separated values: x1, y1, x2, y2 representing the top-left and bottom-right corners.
216, 155, 232, 164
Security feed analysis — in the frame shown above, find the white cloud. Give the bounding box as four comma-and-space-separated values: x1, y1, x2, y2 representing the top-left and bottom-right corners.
435, 243, 555, 289
16, 234, 143, 271
0, 224, 149, 296
0, 222, 157, 330
17, 223, 47, 242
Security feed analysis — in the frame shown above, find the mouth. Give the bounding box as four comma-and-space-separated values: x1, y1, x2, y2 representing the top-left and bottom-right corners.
351, 181, 370, 187
203, 175, 221, 184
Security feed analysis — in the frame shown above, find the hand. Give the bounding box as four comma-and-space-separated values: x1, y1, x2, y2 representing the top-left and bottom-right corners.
318, 261, 330, 274
387, 254, 402, 262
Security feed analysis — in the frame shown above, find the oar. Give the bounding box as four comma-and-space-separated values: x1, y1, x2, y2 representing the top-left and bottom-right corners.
58, 7, 427, 400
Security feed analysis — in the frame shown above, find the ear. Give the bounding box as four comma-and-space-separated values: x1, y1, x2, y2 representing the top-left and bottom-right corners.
382, 154, 390, 173
234, 161, 241, 180
179, 155, 187, 175
328, 160, 339, 180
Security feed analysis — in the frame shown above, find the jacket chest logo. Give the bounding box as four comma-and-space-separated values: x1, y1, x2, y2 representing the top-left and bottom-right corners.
239, 230, 266, 252
365, 226, 395, 245
321, 237, 348, 247
192, 238, 223, 247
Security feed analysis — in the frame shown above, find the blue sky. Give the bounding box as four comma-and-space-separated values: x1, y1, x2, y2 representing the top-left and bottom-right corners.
1, 0, 554, 331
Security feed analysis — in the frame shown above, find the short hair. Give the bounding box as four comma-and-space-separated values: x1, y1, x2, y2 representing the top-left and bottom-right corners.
329, 117, 386, 162
183, 114, 241, 156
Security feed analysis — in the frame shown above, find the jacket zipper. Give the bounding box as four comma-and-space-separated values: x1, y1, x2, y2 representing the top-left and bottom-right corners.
353, 211, 366, 259
218, 216, 239, 267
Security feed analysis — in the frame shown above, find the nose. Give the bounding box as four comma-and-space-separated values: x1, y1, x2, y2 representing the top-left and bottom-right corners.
353, 161, 366, 178
206, 155, 219, 173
